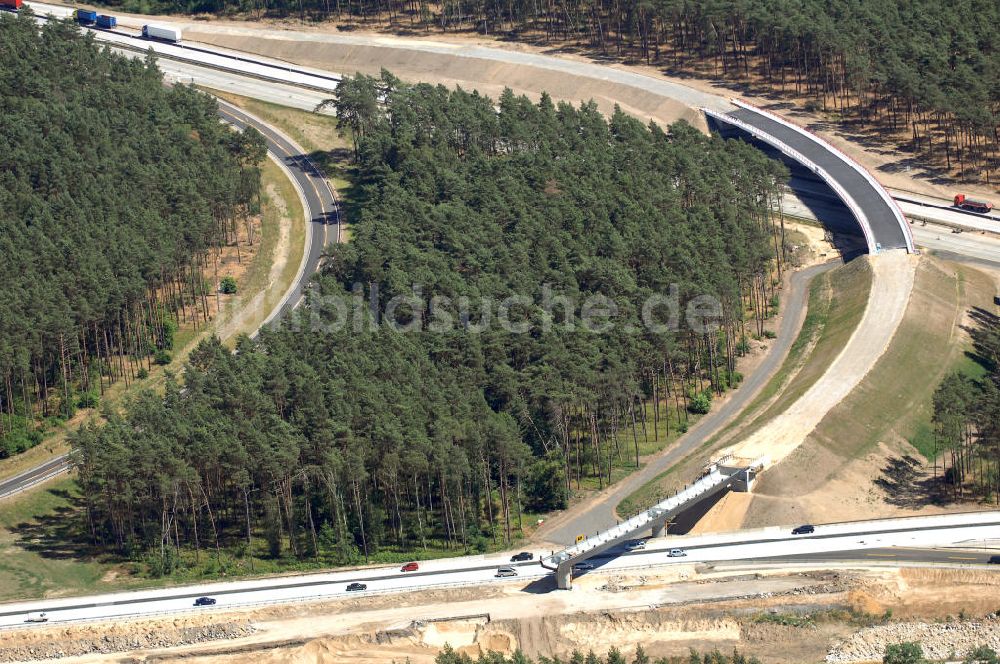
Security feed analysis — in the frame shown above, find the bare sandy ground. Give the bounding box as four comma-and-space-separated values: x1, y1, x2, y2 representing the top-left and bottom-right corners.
215, 175, 296, 343
722, 250, 916, 468
734, 256, 997, 528
65, 4, 992, 201
12, 565, 1000, 664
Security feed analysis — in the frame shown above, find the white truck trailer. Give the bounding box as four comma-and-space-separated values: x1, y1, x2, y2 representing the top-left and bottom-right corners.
141, 24, 182, 42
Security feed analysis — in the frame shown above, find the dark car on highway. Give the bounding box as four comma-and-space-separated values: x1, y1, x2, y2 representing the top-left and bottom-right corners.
988, 555, 1000, 565
346, 582, 367, 591
791, 525, 815, 535
510, 551, 533, 562
194, 597, 216, 606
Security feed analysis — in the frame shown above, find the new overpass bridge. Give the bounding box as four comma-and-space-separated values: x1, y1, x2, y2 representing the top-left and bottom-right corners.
703, 100, 916, 256
541, 456, 766, 588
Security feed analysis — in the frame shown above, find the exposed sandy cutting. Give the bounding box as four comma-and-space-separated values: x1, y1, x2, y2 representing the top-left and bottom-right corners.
687, 492, 753, 535
737, 256, 998, 527
169, 28, 711, 131
721, 250, 916, 468
17, 565, 1000, 664
87, 5, 995, 201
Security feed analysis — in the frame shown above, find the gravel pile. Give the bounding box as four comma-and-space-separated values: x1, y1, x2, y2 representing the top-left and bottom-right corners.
827, 615, 1000, 662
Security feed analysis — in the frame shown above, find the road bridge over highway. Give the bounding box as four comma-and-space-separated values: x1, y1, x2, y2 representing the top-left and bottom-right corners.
704, 100, 915, 256
541, 456, 766, 589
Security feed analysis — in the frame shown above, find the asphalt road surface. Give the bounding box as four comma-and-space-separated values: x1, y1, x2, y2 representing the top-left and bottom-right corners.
759, 547, 999, 566
538, 259, 839, 545
215, 100, 339, 325
728, 107, 910, 251
0, 454, 70, 501
0, 512, 996, 627
3, 2, 1000, 585
0, 102, 337, 500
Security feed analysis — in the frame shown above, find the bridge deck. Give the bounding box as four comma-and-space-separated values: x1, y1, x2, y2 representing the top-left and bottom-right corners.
709, 101, 913, 254
542, 458, 765, 588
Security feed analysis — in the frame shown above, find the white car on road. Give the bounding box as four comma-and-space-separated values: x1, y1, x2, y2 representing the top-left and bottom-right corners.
624, 539, 646, 552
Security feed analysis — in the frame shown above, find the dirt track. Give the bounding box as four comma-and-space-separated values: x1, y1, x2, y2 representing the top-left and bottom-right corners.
726, 250, 916, 467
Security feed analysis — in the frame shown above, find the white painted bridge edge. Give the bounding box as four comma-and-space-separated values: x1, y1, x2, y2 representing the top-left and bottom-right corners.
730, 99, 915, 254
701, 107, 879, 255
544, 456, 768, 567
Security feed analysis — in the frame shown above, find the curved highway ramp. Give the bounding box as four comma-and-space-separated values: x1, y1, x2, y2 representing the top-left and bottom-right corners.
704, 100, 915, 255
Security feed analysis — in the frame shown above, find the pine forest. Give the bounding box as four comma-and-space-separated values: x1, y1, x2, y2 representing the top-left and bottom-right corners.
72, 71, 791, 570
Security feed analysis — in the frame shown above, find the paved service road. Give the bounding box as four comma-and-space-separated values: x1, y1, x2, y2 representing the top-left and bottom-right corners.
537, 259, 840, 546
215, 99, 340, 325
0, 454, 70, 501
0, 103, 339, 499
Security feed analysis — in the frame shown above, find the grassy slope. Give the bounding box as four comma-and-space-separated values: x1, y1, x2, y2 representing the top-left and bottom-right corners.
0, 479, 120, 601
741, 258, 873, 437
808, 258, 994, 463
741, 257, 996, 524
0, 167, 306, 603
617, 258, 873, 515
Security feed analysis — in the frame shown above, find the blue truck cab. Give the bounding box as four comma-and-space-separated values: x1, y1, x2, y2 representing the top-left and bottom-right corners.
96, 14, 116, 28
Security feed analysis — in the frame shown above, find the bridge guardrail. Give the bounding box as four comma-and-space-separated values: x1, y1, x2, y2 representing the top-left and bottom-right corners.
544, 468, 738, 568
730, 99, 914, 253
702, 107, 878, 255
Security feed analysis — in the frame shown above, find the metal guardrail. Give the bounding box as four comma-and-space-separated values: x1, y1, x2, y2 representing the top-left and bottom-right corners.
702, 107, 878, 255
5, 509, 996, 630
25, 7, 343, 96
545, 469, 728, 565
729, 99, 915, 253
544, 457, 767, 568
0, 575, 515, 632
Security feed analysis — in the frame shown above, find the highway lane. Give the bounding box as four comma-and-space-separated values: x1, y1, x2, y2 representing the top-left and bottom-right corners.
0, 512, 996, 627
24, 2, 342, 94
0, 454, 70, 501
3, 4, 999, 523
893, 191, 1000, 231
19, 2, 340, 325
3, 0, 1000, 599
755, 546, 999, 566
215, 100, 339, 323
